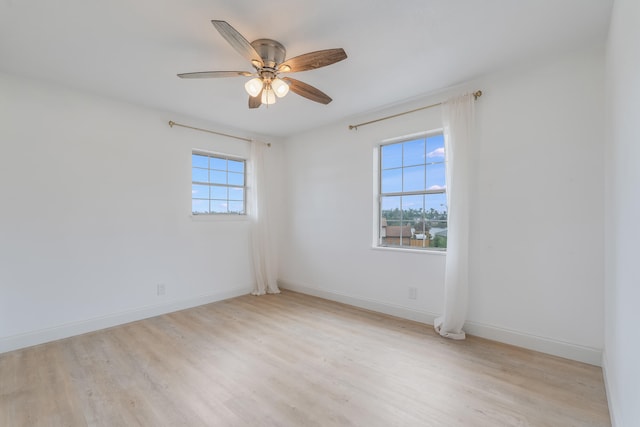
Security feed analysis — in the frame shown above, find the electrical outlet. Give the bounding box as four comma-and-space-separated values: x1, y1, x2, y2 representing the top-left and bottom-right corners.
157, 284, 166, 296
408, 287, 417, 300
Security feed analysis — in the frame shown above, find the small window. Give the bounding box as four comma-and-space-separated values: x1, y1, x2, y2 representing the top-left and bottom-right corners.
192, 151, 246, 215
378, 133, 448, 250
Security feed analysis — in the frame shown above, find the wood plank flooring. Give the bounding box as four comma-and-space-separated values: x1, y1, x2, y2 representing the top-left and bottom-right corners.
0, 291, 610, 426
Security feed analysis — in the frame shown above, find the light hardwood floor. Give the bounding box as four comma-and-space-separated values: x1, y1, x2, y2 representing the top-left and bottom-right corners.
0, 291, 610, 426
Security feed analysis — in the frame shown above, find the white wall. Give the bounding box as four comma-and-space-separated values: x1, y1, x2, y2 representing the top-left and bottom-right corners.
0, 72, 282, 353
278, 45, 605, 365
467, 47, 605, 363
604, 0, 640, 425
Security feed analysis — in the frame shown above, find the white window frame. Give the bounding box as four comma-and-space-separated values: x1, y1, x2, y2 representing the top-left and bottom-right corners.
374, 130, 448, 252
191, 150, 247, 216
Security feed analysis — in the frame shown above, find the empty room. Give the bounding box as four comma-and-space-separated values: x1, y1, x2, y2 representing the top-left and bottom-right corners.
1, 0, 638, 426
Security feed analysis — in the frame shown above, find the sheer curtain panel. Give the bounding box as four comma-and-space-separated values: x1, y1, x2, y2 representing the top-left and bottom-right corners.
249, 141, 280, 295
434, 93, 475, 339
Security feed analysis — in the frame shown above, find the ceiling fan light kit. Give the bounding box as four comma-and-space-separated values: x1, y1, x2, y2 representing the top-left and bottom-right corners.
271, 78, 289, 98
244, 78, 263, 97
178, 20, 347, 109
261, 87, 276, 105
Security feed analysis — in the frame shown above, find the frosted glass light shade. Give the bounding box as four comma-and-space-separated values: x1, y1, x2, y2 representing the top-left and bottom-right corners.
271, 78, 289, 98
244, 78, 263, 97
261, 88, 276, 105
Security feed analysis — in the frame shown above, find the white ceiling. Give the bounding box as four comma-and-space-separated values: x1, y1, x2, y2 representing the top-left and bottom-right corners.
0, 0, 612, 138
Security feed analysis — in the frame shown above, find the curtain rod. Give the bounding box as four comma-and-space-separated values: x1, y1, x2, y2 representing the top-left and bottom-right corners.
348, 90, 483, 131
168, 120, 271, 147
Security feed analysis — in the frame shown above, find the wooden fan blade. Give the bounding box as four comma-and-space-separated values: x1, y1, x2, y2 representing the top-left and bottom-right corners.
177, 71, 254, 79
282, 77, 332, 104
211, 20, 264, 67
249, 90, 262, 109
278, 48, 347, 73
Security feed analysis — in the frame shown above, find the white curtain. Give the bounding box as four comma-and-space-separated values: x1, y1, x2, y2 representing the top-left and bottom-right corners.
249, 141, 280, 295
434, 93, 475, 339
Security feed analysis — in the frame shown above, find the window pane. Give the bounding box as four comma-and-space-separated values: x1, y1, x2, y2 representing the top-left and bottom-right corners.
381, 195, 401, 220
413, 221, 428, 236
229, 187, 244, 201
402, 194, 425, 223
381, 168, 402, 194
192, 167, 208, 183
381, 144, 402, 169
403, 165, 426, 192
192, 199, 209, 214
211, 186, 227, 200
381, 196, 401, 214
192, 154, 208, 168
192, 184, 209, 199
228, 172, 244, 186
211, 170, 226, 185
403, 139, 425, 167
428, 220, 448, 229
228, 160, 244, 173
210, 200, 227, 213
211, 157, 226, 171
426, 134, 445, 160
425, 193, 448, 224
430, 223, 448, 248
425, 192, 447, 212
380, 196, 403, 246
426, 163, 446, 190
228, 201, 244, 214
381, 219, 412, 247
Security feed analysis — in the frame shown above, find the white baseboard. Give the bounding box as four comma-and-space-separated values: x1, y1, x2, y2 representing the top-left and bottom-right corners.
0, 286, 252, 354
279, 280, 439, 325
463, 321, 602, 366
279, 280, 603, 366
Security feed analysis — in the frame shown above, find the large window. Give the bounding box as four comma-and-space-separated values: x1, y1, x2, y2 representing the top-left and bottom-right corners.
191, 151, 246, 215
378, 133, 448, 250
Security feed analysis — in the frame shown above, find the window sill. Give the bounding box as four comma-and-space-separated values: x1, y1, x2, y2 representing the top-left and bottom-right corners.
371, 245, 446, 255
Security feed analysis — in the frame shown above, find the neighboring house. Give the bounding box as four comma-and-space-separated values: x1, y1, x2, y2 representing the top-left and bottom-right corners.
380, 218, 431, 247
383, 225, 413, 246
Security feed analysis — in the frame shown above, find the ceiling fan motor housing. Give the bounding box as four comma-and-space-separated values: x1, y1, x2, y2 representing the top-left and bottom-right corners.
251, 39, 286, 70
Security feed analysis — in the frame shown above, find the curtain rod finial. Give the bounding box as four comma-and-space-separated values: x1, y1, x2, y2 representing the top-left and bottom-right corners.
168, 121, 175, 127
473, 90, 483, 100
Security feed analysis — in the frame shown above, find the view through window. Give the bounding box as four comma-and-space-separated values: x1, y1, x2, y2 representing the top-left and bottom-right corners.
191, 152, 246, 215
379, 133, 447, 250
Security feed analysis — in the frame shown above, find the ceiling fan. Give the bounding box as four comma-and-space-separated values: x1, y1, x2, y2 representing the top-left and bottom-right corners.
178, 20, 347, 109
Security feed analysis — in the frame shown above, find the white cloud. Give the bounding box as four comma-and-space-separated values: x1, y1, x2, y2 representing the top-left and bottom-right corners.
427, 147, 445, 158
428, 184, 446, 191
